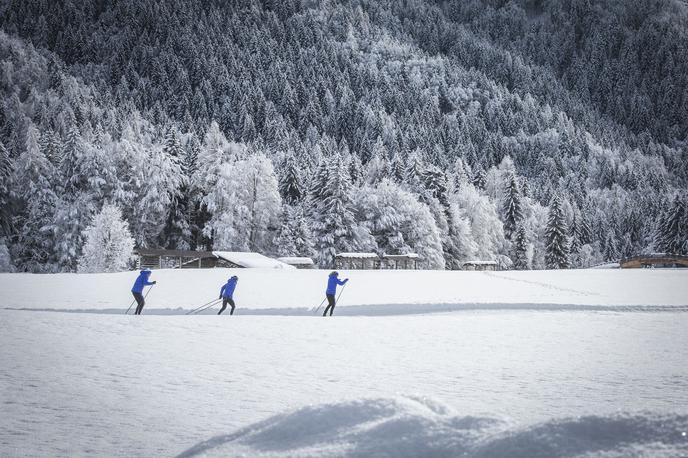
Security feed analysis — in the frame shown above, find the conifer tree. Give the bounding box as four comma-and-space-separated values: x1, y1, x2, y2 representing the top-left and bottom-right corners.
61, 124, 85, 196
311, 154, 365, 268
545, 196, 570, 269
654, 196, 687, 255
502, 172, 523, 239
569, 211, 582, 266
603, 231, 619, 262
0, 141, 11, 235
513, 223, 529, 270
13, 124, 58, 271
279, 153, 303, 205
275, 205, 315, 257
472, 167, 487, 190
160, 127, 190, 249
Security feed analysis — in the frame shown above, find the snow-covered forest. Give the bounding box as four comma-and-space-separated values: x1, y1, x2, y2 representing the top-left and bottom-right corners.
0, 0, 686, 272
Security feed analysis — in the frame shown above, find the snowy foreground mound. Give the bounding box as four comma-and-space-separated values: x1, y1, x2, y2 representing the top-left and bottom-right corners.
178, 397, 687, 458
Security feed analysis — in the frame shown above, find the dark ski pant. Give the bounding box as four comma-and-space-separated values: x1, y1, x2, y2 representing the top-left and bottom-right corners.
219, 297, 235, 315
132, 292, 145, 315
323, 294, 336, 316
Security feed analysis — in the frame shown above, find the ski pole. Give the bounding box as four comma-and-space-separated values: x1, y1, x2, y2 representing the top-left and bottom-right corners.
125, 298, 136, 315
186, 298, 222, 315
313, 297, 327, 314
190, 299, 222, 315
335, 283, 347, 306
125, 285, 154, 315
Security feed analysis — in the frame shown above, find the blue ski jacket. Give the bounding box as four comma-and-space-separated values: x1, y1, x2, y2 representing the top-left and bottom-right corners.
220, 277, 238, 299
326, 274, 348, 295
131, 270, 155, 293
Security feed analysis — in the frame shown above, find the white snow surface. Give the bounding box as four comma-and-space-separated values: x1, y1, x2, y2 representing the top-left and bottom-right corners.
1, 310, 687, 457
212, 251, 294, 269
2, 269, 688, 456
178, 397, 687, 458
1, 268, 687, 313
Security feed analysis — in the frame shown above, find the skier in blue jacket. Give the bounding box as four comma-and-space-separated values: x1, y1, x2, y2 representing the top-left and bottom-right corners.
323, 271, 348, 316
218, 276, 238, 315
131, 269, 156, 315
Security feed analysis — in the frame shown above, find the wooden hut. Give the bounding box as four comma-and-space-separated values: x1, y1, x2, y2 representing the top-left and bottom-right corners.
620, 254, 688, 268
335, 253, 380, 270
382, 253, 420, 270
135, 249, 217, 269
461, 260, 498, 271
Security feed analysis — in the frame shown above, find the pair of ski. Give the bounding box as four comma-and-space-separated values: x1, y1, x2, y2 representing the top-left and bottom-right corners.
186, 298, 223, 315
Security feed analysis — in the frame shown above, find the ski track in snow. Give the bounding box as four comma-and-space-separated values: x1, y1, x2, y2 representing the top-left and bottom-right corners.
2, 268, 687, 313
481, 270, 606, 298
6, 302, 688, 316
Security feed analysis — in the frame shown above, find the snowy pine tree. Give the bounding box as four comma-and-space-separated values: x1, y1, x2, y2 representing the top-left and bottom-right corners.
312, 153, 369, 268
502, 172, 523, 239
545, 195, 570, 269
0, 237, 14, 272
654, 196, 687, 255
513, 223, 529, 270
61, 124, 85, 196
274, 205, 315, 257
603, 231, 619, 262
12, 123, 58, 271
279, 153, 303, 205
569, 210, 582, 266
0, 141, 11, 235
159, 127, 190, 249
78, 204, 135, 273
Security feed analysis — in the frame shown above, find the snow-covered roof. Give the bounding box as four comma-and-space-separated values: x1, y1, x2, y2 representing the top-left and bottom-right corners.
462, 260, 497, 265
213, 252, 295, 269
383, 253, 419, 259
589, 262, 620, 269
277, 257, 314, 265
336, 252, 379, 259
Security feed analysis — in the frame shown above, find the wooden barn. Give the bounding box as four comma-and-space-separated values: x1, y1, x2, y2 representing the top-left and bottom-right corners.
461, 260, 498, 271
620, 254, 688, 268
335, 253, 380, 270
382, 253, 420, 270
135, 249, 218, 270
134, 250, 294, 270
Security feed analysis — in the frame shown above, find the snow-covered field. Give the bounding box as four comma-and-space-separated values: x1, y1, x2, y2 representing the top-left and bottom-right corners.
1, 269, 687, 457
1, 268, 687, 313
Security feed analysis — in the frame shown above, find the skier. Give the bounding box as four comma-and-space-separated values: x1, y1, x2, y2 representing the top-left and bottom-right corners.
131, 269, 156, 315
323, 271, 348, 316
218, 275, 238, 315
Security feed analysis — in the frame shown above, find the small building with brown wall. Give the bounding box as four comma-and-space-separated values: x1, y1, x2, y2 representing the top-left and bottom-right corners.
620, 254, 688, 268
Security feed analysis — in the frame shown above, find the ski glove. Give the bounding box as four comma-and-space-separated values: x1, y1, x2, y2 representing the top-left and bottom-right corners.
152, 281, 157, 284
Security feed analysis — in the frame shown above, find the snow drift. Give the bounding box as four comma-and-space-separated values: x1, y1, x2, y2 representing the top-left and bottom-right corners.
177, 397, 688, 457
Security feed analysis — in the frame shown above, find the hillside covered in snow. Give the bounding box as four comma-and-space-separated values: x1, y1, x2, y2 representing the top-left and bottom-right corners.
0, 0, 687, 274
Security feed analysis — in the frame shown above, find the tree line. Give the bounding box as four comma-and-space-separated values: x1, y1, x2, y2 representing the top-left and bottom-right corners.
0, 0, 685, 272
